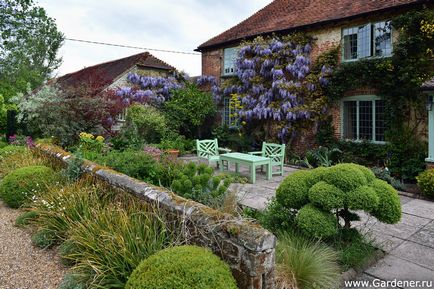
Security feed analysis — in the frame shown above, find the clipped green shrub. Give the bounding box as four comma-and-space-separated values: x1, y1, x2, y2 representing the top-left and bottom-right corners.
125, 245, 238, 289
276, 170, 312, 209
0, 140, 7, 149
322, 163, 368, 192
308, 181, 344, 211
276, 232, 340, 289
370, 179, 401, 223
258, 198, 296, 233
417, 169, 434, 199
346, 185, 379, 211
0, 165, 56, 208
296, 204, 338, 239
0, 145, 25, 156
15, 211, 38, 226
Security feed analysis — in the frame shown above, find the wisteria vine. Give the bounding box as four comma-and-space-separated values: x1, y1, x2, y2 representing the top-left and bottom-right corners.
116, 73, 183, 107
198, 34, 333, 140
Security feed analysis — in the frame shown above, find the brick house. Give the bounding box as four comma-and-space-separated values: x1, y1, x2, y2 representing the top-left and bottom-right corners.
196, 0, 432, 153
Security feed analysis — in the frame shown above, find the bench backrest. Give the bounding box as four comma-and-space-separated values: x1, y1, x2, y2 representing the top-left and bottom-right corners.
196, 139, 219, 158
261, 142, 286, 164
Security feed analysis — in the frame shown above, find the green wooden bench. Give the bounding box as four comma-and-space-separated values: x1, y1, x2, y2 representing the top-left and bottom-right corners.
249, 142, 286, 176
196, 139, 231, 168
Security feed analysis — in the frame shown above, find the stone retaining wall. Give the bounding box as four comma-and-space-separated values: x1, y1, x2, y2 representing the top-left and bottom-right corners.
35, 144, 276, 289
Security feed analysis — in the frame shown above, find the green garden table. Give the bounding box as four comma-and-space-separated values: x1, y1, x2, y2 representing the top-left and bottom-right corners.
219, 152, 271, 184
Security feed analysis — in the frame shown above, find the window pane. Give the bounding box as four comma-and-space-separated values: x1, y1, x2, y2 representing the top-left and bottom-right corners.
374, 21, 392, 57
343, 101, 357, 139
223, 98, 230, 125
343, 28, 358, 60
357, 24, 371, 58
375, 100, 386, 141
223, 47, 237, 76
359, 101, 373, 140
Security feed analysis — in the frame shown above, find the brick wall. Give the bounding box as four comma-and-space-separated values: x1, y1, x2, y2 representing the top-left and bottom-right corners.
202, 49, 223, 81
36, 144, 277, 289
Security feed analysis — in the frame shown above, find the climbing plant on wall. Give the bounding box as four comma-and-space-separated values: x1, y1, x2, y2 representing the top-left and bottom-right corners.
199, 34, 335, 142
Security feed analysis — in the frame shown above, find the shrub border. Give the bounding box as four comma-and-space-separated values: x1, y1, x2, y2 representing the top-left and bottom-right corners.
34, 143, 277, 289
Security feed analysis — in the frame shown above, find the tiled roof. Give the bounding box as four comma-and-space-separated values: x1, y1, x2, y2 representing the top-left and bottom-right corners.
56, 52, 175, 90
198, 0, 426, 50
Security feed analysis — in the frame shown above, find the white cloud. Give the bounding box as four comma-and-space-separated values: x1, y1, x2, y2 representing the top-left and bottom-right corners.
37, 0, 271, 77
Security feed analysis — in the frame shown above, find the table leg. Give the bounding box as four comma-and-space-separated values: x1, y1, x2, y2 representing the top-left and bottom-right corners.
251, 164, 256, 184
235, 163, 239, 174
219, 160, 224, 172
266, 162, 272, 180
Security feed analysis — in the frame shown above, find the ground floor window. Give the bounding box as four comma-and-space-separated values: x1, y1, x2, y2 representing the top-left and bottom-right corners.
341, 96, 385, 142
222, 97, 234, 126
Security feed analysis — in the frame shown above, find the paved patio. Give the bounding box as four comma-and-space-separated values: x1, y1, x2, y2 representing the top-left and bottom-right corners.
180, 155, 434, 286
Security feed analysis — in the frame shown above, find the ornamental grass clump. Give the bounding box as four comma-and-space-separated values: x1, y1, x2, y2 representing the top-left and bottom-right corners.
276, 232, 340, 289
62, 204, 178, 289
270, 163, 401, 239
125, 245, 238, 289
0, 165, 57, 208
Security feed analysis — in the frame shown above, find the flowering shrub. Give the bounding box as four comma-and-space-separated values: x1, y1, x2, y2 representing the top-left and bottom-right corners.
117, 73, 183, 107
79, 132, 105, 153
199, 34, 333, 141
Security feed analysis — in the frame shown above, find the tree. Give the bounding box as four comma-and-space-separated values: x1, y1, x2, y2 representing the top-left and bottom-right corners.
0, 0, 64, 101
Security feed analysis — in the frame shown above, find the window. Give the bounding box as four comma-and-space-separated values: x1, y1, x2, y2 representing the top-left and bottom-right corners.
222, 97, 233, 125
117, 108, 127, 122
222, 47, 238, 76
342, 21, 392, 61
341, 96, 386, 142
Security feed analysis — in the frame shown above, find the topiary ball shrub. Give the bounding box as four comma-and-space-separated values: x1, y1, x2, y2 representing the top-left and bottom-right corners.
322, 163, 368, 192
308, 181, 344, 211
125, 245, 238, 289
276, 170, 313, 209
0, 165, 56, 208
296, 204, 338, 239
370, 179, 401, 223
417, 169, 434, 199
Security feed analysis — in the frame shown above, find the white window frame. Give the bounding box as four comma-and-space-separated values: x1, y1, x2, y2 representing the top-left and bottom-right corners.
340, 95, 386, 144
342, 20, 393, 62
116, 108, 127, 122
222, 97, 234, 126
222, 47, 238, 77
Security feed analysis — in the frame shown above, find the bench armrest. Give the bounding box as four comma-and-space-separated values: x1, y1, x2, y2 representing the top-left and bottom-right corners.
248, 151, 262, 155
218, 148, 232, 153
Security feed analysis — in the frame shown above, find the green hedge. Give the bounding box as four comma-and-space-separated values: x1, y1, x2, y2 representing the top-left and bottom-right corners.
0, 165, 56, 208
125, 245, 238, 289
417, 169, 434, 199
296, 204, 338, 239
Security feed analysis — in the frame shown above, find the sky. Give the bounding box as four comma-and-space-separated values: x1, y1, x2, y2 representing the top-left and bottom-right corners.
37, 0, 272, 78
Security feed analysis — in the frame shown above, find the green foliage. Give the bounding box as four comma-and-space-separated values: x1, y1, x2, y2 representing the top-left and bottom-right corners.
371, 167, 405, 191
163, 83, 216, 139
31, 227, 57, 248
0, 165, 56, 208
157, 130, 194, 154
370, 179, 401, 224
322, 163, 368, 192
62, 152, 84, 182
63, 204, 174, 288
15, 210, 38, 226
270, 163, 401, 239
171, 162, 232, 207
125, 245, 238, 289
275, 170, 312, 209
276, 231, 340, 289
308, 181, 344, 211
0, 0, 64, 101
212, 124, 254, 152
346, 186, 379, 211
296, 204, 338, 239
337, 140, 388, 167
125, 104, 168, 144
59, 273, 87, 289
417, 169, 434, 199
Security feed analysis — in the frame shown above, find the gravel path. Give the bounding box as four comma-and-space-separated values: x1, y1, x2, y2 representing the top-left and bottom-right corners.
0, 201, 67, 289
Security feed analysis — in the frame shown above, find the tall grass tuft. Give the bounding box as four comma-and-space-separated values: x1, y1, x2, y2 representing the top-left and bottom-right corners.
63, 204, 178, 288
276, 231, 341, 289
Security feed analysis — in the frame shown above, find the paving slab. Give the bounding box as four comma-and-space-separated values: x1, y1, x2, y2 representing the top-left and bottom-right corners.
423, 220, 434, 231
367, 219, 422, 239
390, 241, 434, 270
408, 227, 434, 249
399, 195, 414, 205
402, 199, 434, 219
365, 255, 434, 286
367, 230, 405, 253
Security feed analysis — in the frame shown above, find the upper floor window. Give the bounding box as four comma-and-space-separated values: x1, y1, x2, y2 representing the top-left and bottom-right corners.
342, 20, 392, 61
223, 47, 238, 76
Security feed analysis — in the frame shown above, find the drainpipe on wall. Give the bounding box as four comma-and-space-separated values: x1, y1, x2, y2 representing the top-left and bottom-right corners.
425, 92, 434, 169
